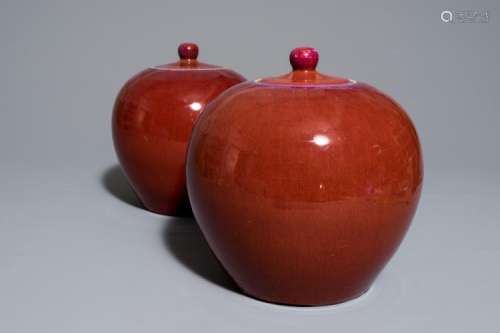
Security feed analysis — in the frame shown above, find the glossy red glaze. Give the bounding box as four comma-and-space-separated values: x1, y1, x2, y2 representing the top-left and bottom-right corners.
178, 43, 198, 60
112, 43, 245, 215
289, 47, 319, 71
186, 47, 423, 305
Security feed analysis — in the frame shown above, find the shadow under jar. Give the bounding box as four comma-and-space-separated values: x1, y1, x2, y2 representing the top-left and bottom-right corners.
186, 47, 423, 305
112, 43, 245, 215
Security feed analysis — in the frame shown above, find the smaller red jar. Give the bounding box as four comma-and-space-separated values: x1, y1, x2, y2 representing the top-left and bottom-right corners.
112, 43, 245, 215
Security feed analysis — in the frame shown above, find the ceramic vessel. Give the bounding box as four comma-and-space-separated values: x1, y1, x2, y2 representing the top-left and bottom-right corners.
186, 47, 423, 305
112, 43, 245, 215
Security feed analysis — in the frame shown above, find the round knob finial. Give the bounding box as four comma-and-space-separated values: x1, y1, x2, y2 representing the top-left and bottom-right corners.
289, 47, 319, 71
178, 43, 199, 60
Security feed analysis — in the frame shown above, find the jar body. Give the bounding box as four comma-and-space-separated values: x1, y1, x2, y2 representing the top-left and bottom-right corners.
186, 81, 423, 305
113, 68, 245, 215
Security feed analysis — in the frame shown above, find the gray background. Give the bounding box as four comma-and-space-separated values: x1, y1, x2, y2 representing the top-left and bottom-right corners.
1, 0, 499, 331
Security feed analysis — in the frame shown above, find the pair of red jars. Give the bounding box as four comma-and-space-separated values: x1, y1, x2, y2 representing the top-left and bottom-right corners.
113, 43, 423, 306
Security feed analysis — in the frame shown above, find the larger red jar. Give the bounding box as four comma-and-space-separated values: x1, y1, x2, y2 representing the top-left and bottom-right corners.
112, 43, 245, 215
186, 47, 423, 305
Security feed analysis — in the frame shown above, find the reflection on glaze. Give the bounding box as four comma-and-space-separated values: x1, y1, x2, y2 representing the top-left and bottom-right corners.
189, 102, 203, 111
187, 81, 422, 305
186, 46, 423, 306
112, 43, 245, 215
311, 134, 331, 147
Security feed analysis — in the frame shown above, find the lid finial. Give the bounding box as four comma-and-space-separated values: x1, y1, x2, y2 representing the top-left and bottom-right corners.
289, 47, 319, 71
178, 43, 199, 60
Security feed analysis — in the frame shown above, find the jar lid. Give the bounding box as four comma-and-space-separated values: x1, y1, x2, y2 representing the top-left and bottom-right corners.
152, 42, 225, 70
257, 47, 354, 86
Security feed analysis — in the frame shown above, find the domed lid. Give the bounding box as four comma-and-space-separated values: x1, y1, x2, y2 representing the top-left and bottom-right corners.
153, 42, 226, 70
257, 47, 354, 86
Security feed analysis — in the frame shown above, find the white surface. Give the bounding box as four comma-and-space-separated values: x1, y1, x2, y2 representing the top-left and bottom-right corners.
1, 162, 499, 332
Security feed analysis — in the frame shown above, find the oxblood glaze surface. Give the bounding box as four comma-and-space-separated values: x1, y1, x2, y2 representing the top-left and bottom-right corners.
186, 47, 423, 305
113, 43, 245, 215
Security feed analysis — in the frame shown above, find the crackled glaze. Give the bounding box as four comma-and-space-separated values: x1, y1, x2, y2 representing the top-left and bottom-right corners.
186, 47, 423, 305
113, 43, 245, 215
